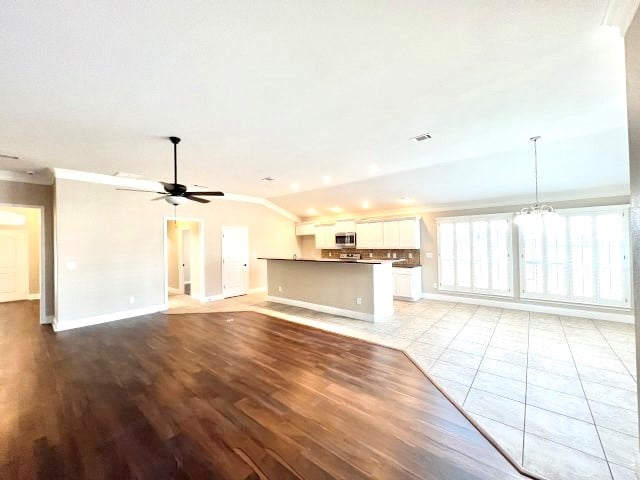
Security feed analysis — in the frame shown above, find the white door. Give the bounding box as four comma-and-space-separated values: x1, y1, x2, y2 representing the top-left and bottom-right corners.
181, 229, 191, 293
0, 231, 28, 303
222, 226, 249, 298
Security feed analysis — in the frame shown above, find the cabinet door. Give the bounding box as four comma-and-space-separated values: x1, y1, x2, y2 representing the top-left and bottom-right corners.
383, 221, 400, 248
355, 223, 369, 248
336, 220, 356, 233
315, 225, 325, 249
398, 219, 419, 248
395, 275, 413, 297
369, 222, 384, 248
324, 225, 337, 249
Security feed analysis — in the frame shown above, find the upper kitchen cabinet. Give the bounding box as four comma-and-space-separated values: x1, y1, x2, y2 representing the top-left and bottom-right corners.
295, 222, 315, 236
335, 219, 356, 233
398, 218, 420, 248
355, 217, 420, 249
315, 224, 338, 249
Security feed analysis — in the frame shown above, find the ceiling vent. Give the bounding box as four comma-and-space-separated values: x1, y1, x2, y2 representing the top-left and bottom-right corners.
0, 153, 19, 160
262, 176, 275, 181
410, 133, 432, 142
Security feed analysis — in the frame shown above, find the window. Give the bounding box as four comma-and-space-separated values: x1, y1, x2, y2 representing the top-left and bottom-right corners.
519, 207, 630, 307
437, 214, 513, 296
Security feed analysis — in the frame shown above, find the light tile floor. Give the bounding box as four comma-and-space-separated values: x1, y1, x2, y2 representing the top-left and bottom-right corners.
166, 293, 638, 480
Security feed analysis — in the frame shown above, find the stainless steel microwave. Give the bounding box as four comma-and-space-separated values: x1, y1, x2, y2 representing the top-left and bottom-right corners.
335, 232, 356, 248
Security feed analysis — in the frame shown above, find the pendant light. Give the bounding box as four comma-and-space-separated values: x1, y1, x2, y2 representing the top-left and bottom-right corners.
515, 136, 557, 224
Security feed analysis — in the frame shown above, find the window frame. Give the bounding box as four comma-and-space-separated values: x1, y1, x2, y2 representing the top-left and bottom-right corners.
437, 213, 514, 297
518, 205, 631, 308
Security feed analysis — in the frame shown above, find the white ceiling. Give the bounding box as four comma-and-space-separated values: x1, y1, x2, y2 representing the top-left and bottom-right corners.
0, 1, 630, 216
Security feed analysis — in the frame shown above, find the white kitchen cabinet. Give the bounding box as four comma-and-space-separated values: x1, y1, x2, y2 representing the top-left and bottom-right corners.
295, 222, 315, 236
383, 221, 399, 248
335, 220, 356, 233
392, 266, 422, 301
398, 218, 420, 248
355, 222, 370, 248
369, 222, 384, 248
315, 224, 337, 249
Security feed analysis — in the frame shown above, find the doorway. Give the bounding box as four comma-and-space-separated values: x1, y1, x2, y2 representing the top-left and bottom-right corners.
164, 218, 205, 303
221, 225, 249, 298
0, 206, 42, 308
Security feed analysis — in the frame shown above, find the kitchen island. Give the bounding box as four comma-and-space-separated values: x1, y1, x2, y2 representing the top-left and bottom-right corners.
258, 257, 396, 322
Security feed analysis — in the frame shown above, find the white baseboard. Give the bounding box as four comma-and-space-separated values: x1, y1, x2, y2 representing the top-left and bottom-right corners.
26, 293, 40, 300
248, 287, 267, 294
422, 292, 634, 323
267, 295, 391, 322
200, 294, 225, 303
168, 287, 182, 295
53, 303, 168, 332
44, 314, 54, 325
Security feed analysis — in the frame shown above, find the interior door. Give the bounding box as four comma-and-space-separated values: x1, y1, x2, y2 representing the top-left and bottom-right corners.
0, 231, 28, 303
222, 226, 249, 298
181, 229, 191, 294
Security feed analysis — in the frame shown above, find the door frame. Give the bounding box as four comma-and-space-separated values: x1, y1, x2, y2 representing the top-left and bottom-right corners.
221, 225, 249, 298
163, 217, 205, 302
0, 203, 45, 324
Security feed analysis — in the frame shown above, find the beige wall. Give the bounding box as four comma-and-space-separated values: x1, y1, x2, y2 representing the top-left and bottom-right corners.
0, 206, 41, 294
54, 178, 300, 326
299, 235, 320, 258
0, 180, 53, 318
166, 219, 202, 295
624, 7, 640, 443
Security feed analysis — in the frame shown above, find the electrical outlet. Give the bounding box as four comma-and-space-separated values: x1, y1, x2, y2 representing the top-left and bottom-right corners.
392, 252, 397, 258
329, 252, 332, 257
432, 282, 437, 289
369, 252, 373, 257
387, 252, 391, 258
356, 297, 362, 305
278, 286, 282, 293
129, 296, 135, 304
408, 252, 413, 259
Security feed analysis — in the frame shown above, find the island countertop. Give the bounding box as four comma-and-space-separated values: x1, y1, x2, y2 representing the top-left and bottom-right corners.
257, 257, 404, 265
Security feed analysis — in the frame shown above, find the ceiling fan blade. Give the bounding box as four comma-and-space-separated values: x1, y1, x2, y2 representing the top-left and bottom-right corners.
116, 188, 165, 194
186, 195, 210, 204
188, 191, 224, 196
150, 195, 168, 201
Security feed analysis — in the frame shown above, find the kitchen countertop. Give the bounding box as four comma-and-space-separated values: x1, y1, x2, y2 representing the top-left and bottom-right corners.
258, 257, 405, 265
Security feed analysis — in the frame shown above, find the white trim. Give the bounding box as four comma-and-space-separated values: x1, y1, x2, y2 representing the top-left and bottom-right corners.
53, 303, 167, 332
52, 168, 299, 221
422, 292, 634, 323
168, 287, 182, 295
267, 295, 390, 322
0, 169, 53, 185
26, 293, 40, 300
45, 315, 54, 325
248, 286, 267, 294
200, 294, 225, 303
602, 0, 640, 34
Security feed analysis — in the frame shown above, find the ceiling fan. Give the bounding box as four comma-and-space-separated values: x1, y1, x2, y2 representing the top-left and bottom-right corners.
118, 136, 224, 205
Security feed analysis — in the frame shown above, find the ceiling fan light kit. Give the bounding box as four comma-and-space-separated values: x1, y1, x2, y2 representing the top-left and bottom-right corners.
116, 136, 224, 205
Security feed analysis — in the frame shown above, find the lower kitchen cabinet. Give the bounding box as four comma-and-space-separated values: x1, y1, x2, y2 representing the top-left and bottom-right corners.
392, 266, 422, 301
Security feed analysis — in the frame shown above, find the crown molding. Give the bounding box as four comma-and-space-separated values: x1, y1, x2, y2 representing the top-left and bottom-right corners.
0, 169, 54, 186
52, 168, 300, 222
602, 0, 640, 34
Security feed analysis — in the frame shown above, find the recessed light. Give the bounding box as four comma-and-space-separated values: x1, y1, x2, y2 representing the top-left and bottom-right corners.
306, 208, 318, 215
261, 176, 275, 181
410, 133, 432, 142
322, 175, 333, 185
290, 182, 300, 192
362, 200, 370, 209
329, 206, 343, 213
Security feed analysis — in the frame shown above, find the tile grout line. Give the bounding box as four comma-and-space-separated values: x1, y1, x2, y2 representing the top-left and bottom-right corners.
591, 320, 637, 384
559, 318, 615, 480
459, 307, 502, 407
521, 310, 531, 467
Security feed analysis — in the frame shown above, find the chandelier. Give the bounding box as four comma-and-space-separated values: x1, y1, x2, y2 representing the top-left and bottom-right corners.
515, 136, 556, 223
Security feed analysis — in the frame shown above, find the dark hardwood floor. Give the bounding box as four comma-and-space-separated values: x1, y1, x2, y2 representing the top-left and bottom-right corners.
0, 300, 526, 479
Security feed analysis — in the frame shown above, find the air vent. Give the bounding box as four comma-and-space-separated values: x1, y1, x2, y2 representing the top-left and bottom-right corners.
262, 176, 275, 181
410, 133, 432, 142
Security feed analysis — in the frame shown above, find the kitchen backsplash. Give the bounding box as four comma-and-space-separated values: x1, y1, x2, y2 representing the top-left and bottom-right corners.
320, 248, 421, 267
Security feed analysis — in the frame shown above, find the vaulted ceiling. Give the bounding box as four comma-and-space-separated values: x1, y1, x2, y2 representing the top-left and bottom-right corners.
0, 1, 630, 216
